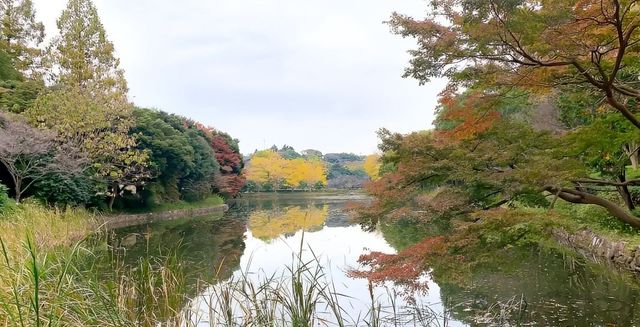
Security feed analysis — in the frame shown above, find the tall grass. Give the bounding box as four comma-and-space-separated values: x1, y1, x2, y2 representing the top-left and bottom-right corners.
182, 237, 451, 327
1, 205, 487, 326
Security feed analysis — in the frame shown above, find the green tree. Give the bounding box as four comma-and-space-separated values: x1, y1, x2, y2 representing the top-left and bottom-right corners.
27, 87, 148, 210
49, 0, 127, 98
180, 129, 219, 201
131, 108, 196, 204
0, 0, 44, 76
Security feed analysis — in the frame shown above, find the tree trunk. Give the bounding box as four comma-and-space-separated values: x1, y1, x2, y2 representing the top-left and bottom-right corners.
545, 186, 640, 229
108, 183, 119, 211
14, 178, 21, 203
617, 174, 635, 211
623, 142, 639, 170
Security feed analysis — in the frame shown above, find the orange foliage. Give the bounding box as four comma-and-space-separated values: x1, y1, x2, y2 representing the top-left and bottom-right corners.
436, 88, 501, 142
348, 236, 449, 296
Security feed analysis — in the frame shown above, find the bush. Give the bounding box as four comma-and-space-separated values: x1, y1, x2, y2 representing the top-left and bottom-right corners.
0, 183, 15, 215
33, 173, 95, 207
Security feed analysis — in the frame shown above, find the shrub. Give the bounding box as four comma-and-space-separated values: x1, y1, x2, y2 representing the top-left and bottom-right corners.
0, 183, 15, 215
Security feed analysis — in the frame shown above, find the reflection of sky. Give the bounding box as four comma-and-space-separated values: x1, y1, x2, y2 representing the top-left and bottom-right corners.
189, 219, 467, 326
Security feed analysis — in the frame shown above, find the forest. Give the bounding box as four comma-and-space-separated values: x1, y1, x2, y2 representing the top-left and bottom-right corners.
0, 0, 245, 213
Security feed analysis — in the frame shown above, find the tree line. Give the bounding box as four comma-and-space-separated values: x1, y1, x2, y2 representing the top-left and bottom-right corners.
0, 0, 245, 211
244, 145, 380, 191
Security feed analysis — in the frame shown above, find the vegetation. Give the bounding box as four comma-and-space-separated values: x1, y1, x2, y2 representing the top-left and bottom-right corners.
0, 0, 245, 212
0, 221, 456, 326
244, 146, 380, 191
245, 148, 327, 191
3, 0, 640, 325
350, 0, 640, 296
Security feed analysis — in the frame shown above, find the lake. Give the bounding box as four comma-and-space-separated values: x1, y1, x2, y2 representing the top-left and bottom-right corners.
109, 193, 640, 326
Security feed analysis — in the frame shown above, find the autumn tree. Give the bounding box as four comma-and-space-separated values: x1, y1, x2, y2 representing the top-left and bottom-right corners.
284, 157, 326, 189
390, 0, 640, 129
210, 134, 245, 197
364, 119, 585, 226
363, 154, 381, 180
246, 150, 287, 189
246, 149, 326, 190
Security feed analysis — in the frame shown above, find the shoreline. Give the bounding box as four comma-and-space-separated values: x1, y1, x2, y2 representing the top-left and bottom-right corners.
97, 204, 229, 229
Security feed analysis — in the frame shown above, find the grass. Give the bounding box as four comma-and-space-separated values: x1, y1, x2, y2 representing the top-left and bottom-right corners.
0, 201, 93, 265
181, 237, 452, 327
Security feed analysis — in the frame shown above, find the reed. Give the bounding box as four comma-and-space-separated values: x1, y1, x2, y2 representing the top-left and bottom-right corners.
0, 207, 466, 326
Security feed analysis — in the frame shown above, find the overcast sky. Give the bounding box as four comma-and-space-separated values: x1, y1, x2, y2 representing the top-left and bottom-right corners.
32, 0, 446, 155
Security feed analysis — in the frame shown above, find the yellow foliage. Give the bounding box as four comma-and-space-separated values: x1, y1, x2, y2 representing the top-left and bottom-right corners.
363, 154, 381, 180
246, 150, 326, 188
248, 205, 329, 240
284, 158, 327, 187
245, 150, 287, 184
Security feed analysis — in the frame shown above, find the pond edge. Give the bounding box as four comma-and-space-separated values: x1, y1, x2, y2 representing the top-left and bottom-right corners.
552, 228, 640, 274
97, 204, 229, 230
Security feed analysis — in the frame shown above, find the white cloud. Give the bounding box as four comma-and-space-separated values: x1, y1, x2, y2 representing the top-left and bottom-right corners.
33, 0, 445, 155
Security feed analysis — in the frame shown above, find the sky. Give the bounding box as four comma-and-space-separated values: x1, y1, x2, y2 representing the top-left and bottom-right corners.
32, 0, 447, 155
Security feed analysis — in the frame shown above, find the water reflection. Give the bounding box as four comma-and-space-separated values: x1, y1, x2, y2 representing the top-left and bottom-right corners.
436, 247, 640, 326
248, 205, 329, 240
109, 214, 246, 284
106, 193, 640, 326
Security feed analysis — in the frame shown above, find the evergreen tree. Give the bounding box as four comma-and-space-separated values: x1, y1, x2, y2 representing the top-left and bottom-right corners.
0, 0, 44, 76
50, 0, 127, 98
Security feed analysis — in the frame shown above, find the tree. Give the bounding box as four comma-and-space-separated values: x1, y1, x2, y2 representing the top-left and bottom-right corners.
131, 108, 196, 203
30, 0, 148, 210
365, 119, 584, 225
0, 111, 84, 202
363, 154, 381, 180
49, 0, 127, 98
0, 0, 44, 76
27, 87, 148, 210
278, 145, 301, 159
246, 150, 287, 188
210, 134, 245, 196
389, 0, 640, 129
301, 149, 323, 159
179, 129, 219, 201
246, 149, 326, 190
284, 157, 326, 189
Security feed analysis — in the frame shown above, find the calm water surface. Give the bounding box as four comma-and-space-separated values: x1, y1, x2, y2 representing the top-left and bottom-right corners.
110, 193, 640, 326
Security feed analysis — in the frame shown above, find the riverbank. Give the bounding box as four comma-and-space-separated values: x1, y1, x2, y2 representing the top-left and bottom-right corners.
100, 203, 228, 229
552, 228, 640, 273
